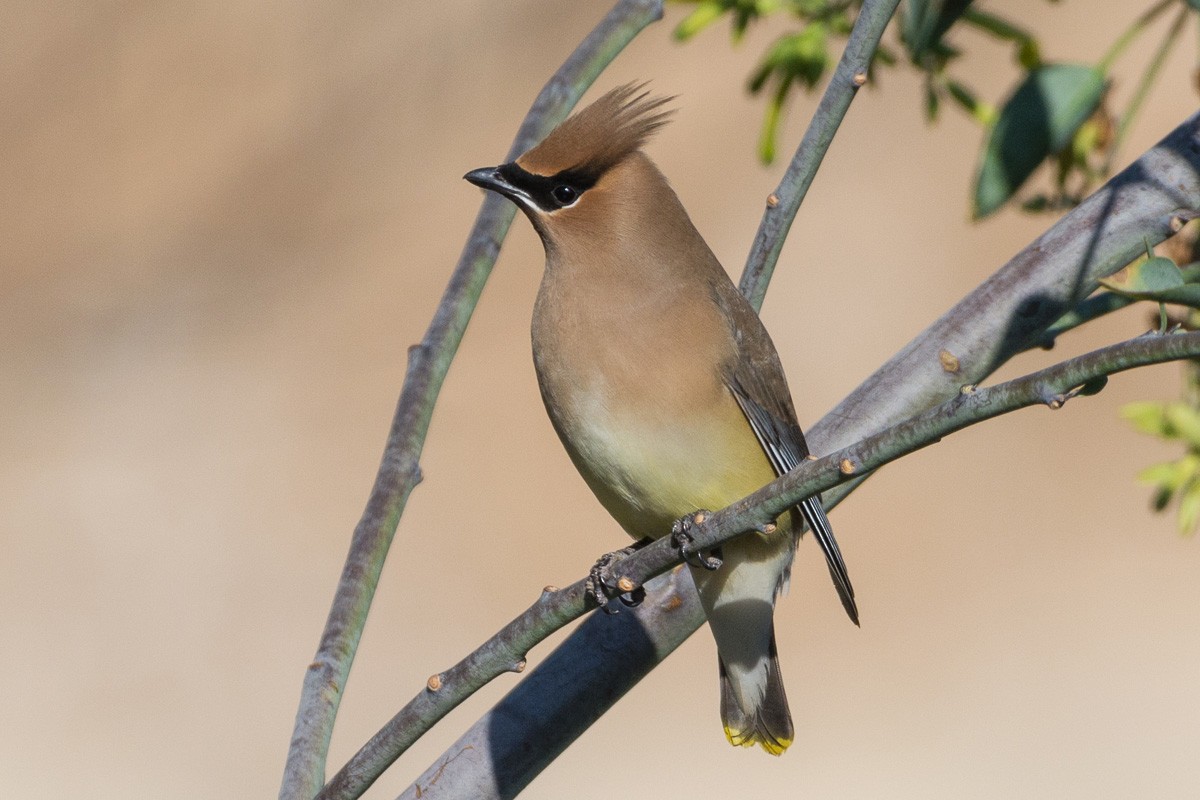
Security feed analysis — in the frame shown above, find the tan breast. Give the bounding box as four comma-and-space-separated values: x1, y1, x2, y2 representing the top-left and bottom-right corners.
531, 258, 776, 539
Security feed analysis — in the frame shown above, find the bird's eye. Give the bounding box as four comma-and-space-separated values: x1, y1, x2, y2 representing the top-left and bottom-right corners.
551, 185, 578, 206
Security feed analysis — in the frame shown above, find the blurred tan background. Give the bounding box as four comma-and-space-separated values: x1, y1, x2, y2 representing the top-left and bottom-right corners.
5, 2, 1199, 797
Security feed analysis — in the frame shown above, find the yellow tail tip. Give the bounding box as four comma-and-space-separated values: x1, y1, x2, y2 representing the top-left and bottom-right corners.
724, 725, 791, 756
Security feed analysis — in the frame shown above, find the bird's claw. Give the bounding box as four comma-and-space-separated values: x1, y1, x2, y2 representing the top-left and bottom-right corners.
671, 511, 722, 570
586, 543, 646, 614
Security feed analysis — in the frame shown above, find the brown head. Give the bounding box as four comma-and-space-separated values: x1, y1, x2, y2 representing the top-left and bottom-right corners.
464, 84, 678, 253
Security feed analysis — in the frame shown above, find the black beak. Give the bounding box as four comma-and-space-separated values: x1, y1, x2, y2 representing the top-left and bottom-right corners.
465, 164, 536, 212
464, 166, 515, 196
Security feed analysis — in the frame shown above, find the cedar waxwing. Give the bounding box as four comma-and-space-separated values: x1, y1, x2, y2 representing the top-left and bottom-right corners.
465, 84, 856, 755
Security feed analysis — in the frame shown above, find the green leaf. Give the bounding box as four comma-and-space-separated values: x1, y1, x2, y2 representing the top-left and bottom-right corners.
1139, 454, 1200, 490
960, 7, 1040, 69
1069, 115, 1106, 165
1017, 39, 1041, 71
672, 0, 781, 42
748, 25, 827, 95
945, 79, 993, 124
748, 53, 776, 94
1020, 195, 1050, 213
1122, 401, 1171, 437
973, 63, 1106, 218
924, 79, 940, 121
902, 0, 975, 61
961, 8, 1033, 46
673, 1, 727, 41
1099, 257, 1185, 294
1179, 454, 1200, 484
757, 75, 792, 163
1136, 257, 1186, 290
1153, 484, 1175, 511
1138, 455, 1200, 529
1165, 404, 1200, 447
790, 23, 829, 88
1096, 257, 1200, 306
1138, 461, 1182, 486
1178, 481, 1200, 534
731, 5, 754, 42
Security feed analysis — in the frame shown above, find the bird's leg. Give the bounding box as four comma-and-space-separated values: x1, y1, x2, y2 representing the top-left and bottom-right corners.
586, 538, 651, 614
671, 511, 722, 570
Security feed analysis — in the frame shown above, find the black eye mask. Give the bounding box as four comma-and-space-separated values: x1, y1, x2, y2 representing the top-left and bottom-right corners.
497, 162, 599, 211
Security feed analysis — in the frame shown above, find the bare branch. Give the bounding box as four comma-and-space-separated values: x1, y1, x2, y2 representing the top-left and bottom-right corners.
277, 2, 665, 797
739, 0, 904, 308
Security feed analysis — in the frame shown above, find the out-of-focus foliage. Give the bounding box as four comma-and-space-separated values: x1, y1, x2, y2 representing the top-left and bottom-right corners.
1124, 358, 1200, 535
671, 0, 1197, 218
1122, 226, 1200, 534
973, 64, 1106, 218
747, 23, 833, 160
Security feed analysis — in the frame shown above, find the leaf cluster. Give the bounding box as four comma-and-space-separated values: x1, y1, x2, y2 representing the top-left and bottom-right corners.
1125, 368, 1200, 534
672, 0, 1198, 217
1120, 228, 1200, 534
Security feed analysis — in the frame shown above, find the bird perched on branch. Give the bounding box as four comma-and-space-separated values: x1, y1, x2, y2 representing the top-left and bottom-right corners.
465, 83, 856, 755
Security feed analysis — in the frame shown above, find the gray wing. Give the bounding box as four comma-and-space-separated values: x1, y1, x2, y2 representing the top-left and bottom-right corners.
727, 373, 859, 626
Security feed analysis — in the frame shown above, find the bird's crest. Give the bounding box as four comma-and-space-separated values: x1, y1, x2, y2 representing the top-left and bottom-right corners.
517, 83, 674, 178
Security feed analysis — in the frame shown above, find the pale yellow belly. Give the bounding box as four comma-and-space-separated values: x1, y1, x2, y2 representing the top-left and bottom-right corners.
555, 383, 778, 540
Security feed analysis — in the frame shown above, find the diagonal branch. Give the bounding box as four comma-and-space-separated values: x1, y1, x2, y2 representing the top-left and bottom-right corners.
392, 328, 1200, 800
277, 2, 665, 797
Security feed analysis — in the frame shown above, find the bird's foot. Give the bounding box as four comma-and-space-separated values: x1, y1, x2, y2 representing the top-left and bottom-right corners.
671, 511, 722, 570
586, 540, 649, 614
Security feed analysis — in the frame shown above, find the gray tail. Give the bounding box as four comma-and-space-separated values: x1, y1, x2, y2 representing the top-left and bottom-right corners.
799, 495, 859, 625
718, 628, 793, 756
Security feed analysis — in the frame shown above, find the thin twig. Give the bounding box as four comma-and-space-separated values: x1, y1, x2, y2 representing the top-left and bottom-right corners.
739, 0, 904, 309
1098, 0, 1177, 72
277, 2, 665, 797
1104, 4, 1190, 175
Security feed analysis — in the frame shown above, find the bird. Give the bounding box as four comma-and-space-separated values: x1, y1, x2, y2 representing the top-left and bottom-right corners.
465, 83, 856, 756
